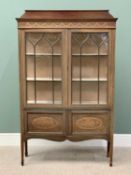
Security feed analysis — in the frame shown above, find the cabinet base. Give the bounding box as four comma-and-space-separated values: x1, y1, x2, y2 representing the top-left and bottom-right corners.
21, 136, 113, 166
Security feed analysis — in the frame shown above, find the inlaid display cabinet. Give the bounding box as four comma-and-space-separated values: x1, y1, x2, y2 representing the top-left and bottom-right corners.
16, 10, 117, 166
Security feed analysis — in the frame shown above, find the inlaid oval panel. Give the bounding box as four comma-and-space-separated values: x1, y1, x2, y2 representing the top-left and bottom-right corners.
31, 117, 58, 130
28, 113, 63, 132
75, 117, 104, 130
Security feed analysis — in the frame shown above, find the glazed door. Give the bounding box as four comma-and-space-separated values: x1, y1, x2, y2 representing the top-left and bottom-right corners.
25, 30, 67, 107
69, 30, 111, 107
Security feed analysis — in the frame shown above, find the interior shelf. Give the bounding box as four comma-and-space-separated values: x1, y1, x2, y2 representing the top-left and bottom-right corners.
27, 77, 107, 82
27, 77, 62, 81
27, 100, 62, 104
72, 53, 108, 56
72, 78, 107, 81
72, 101, 107, 105
26, 53, 62, 56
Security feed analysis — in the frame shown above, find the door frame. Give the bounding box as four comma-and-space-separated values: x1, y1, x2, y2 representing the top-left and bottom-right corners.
67, 29, 113, 109
19, 29, 68, 108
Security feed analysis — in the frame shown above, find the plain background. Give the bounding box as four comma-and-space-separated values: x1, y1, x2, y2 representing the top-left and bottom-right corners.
0, 0, 130, 133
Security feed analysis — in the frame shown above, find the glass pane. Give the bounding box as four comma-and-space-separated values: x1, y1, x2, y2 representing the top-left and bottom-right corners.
25, 32, 62, 105
71, 32, 108, 105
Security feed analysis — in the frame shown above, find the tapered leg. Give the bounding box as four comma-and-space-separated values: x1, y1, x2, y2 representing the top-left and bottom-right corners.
107, 141, 110, 157
109, 140, 113, 167
25, 140, 28, 157
21, 135, 24, 166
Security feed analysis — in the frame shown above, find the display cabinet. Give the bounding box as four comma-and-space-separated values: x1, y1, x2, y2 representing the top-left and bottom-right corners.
16, 10, 117, 166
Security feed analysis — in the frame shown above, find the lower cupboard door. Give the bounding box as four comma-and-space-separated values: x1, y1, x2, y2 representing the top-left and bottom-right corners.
71, 112, 110, 135
27, 112, 65, 134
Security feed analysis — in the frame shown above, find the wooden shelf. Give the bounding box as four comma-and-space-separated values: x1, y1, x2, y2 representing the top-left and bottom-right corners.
72, 78, 107, 81
27, 77, 62, 81
72, 53, 108, 56
72, 101, 107, 105
26, 53, 107, 56
26, 53, 62, 56
27, 100, 62, 104
27, 77, 108, 82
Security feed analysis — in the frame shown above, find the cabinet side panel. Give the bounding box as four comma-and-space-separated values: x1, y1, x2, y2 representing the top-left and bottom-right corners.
18, 30, 26, 135
109, 29, 116, 140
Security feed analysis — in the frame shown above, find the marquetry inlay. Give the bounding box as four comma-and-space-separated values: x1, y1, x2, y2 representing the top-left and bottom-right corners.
18, 21, 116, 29
75, 117, 104, 130
31, 117, 59, 130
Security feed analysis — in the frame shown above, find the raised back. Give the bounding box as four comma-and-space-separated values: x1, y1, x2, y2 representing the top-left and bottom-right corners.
16, 10, 117, 22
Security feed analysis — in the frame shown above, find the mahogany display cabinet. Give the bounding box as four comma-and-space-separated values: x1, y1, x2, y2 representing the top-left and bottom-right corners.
16, 10, 117, 166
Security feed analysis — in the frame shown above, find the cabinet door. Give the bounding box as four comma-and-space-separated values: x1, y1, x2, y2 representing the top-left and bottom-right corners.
71, 111, 109, 135
24, 30, 66, 107
69, 30, 111, 106
27, 112, 65, 134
